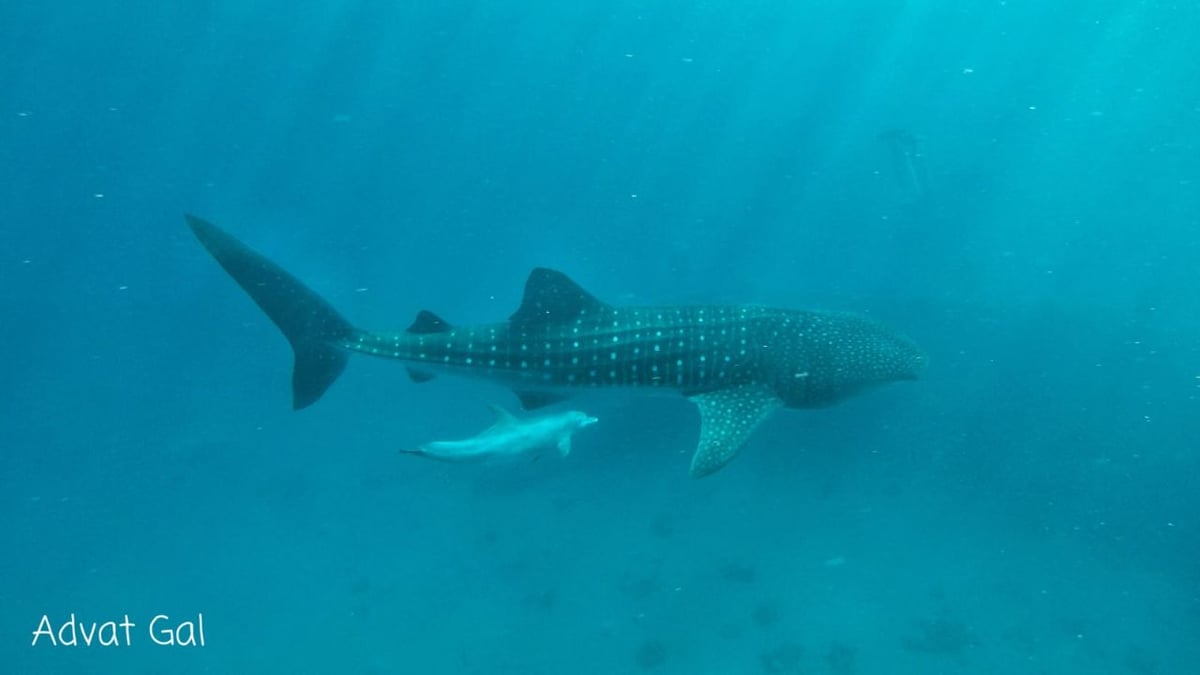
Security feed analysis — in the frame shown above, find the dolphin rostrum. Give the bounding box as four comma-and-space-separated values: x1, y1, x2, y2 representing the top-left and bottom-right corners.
400, 405, 597, 464
186, 215, 926, 477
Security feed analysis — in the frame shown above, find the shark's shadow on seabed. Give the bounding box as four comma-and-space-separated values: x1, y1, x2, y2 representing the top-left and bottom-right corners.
186, 215, 925, 477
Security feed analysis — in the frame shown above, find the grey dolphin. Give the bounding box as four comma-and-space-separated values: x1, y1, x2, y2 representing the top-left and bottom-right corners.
186, 215, 925, 477
401, 405, 597, 464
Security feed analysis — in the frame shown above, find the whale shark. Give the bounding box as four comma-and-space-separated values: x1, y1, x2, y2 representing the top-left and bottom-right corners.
400, 405, 597, 464
186, 215, 925, 477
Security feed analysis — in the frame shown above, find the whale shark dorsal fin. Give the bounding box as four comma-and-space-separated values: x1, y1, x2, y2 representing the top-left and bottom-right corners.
510, 268, 610, 324
688, 384, 783, 477
407, 309, 452, 334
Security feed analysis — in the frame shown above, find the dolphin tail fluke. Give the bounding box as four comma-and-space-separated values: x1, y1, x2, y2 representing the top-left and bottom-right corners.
186, 214, 356, 409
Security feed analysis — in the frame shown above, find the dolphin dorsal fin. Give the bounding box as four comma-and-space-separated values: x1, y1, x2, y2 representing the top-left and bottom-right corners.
487, 404, 519, 427
407, 310, 453, 334
509, 268, 610, 324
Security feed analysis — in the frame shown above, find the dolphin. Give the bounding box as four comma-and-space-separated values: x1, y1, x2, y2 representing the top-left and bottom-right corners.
400, 405, 597, 464
186, 215, 925, 477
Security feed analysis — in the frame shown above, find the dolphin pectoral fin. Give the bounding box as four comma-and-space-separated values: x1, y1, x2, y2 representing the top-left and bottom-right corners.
557, 436, 572, 457
688, 384, 782, 478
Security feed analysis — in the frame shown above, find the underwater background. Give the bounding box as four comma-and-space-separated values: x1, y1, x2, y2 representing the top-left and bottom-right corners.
2, 1, 1198, 673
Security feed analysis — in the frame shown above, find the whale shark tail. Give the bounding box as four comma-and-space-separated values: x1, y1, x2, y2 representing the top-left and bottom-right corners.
186, 215, 356, 409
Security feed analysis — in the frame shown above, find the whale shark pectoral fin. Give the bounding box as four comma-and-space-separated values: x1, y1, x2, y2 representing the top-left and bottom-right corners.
557, 435, 572, 457
688, 384, 783, 478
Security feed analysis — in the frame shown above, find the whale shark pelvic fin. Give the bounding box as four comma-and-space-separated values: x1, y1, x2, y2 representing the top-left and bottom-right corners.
688, 383, 783, 478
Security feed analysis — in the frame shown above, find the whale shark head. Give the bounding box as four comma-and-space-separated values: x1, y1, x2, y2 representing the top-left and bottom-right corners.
772, 312, 926, 408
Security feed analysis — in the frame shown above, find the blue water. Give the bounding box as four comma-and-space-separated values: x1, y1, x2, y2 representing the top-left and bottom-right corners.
3, 1, 1198, 673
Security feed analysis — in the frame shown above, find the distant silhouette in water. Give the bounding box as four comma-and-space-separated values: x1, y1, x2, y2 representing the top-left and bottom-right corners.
879, 128, 931, 210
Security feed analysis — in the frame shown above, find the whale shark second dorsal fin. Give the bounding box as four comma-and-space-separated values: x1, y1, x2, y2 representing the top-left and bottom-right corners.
510, 268, 610, 324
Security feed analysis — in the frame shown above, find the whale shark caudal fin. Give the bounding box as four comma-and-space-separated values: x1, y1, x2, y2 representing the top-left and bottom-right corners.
185, 215, 356, 409
688, 383, 783, 478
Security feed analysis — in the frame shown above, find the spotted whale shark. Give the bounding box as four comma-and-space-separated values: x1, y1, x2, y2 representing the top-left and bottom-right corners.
400, 405, 597, 464
187, 215, 925, 477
